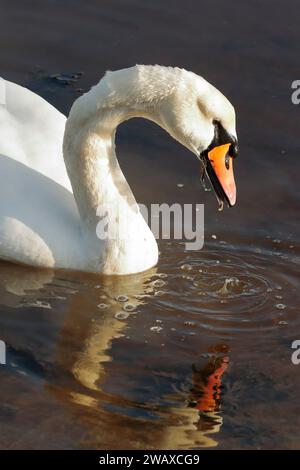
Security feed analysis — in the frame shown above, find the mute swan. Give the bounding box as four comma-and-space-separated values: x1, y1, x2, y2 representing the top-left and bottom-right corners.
0, 65, 238, 275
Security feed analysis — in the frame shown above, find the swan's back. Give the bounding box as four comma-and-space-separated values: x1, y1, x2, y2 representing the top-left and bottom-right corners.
0, 79, 71, 190
0, 79, 82, 270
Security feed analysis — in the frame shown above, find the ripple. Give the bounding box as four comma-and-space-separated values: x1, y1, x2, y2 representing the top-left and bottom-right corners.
154, 241, 300, 336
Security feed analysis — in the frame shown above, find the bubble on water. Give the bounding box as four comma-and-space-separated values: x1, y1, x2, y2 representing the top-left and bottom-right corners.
273, 239, 281, 244
211, 234, 217, 240
97, 303, 108, 310
158, 273, 168, 279
184, 321, 195, 327
278, 320, 288, 326
150, 326, 163, 333
201, 353, 211, 359
180, 264, 192, 271
182, 274, 194, 282
275, 295, 283, 300
267, 288, 273, 293
177, 183, 184, 188
217, 277, 240, 296
19, 300, 51, 309
152, 279, 166, 288
115, 295, 129, 302
123, 303, 136, 312
275, 303, 286, 310
154, 290, 165, 297
276, 286, 283, 291
134, 294, 151, 300
18, 370, 27, 376
155, 319, 162, 323
114, 311, 129, 320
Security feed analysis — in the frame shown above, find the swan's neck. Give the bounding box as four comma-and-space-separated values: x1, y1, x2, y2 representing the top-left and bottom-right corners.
64, 107, 135, 234
63, 66, 178, 272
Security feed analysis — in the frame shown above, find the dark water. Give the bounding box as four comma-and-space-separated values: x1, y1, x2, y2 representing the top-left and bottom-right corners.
0, 0, 300, 449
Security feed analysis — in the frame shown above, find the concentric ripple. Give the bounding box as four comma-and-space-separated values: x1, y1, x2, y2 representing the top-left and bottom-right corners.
153, 240, 300, 335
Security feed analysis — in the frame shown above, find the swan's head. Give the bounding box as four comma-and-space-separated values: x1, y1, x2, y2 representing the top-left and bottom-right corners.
157, 68, 238, 207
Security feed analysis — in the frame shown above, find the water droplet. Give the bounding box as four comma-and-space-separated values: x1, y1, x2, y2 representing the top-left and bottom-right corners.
211, 234, 217, 239
177, 183, 184, 188
115, 295, 129, 302
217, 277, 240, 296
114, 311, 129, 320
97, 303, 108, 310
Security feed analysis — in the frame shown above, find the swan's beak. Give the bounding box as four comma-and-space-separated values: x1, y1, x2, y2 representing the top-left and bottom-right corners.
204, 143, 236, 207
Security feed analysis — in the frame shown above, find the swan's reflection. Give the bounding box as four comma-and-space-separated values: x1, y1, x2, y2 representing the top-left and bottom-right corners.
0, 261, 228, 449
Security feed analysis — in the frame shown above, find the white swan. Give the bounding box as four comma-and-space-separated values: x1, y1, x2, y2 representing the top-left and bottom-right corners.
0, 65, 237, 275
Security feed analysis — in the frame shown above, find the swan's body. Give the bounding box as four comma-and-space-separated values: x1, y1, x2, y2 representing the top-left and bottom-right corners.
0, 66, 237, 275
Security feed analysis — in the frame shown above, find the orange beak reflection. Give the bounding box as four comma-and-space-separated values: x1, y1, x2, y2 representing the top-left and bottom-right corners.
206, 143, 236, 207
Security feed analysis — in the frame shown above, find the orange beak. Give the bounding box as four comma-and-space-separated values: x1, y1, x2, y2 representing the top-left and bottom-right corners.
206, 143, 236, 207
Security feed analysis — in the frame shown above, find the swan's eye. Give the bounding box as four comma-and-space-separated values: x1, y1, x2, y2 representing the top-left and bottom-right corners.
225, 152, 230, 170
